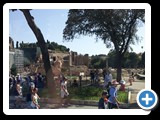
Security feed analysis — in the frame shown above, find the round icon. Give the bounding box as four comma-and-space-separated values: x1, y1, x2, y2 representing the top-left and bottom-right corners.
137, 89, 158, 110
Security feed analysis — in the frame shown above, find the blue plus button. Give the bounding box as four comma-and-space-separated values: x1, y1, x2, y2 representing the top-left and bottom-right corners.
137, 89, 158, 110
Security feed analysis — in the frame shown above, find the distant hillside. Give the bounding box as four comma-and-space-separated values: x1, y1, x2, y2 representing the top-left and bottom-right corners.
15, 40, 70, 64
19, 40, 70, 53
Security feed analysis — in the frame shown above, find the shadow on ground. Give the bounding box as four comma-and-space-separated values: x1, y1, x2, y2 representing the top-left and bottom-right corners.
129, 103, 141, 109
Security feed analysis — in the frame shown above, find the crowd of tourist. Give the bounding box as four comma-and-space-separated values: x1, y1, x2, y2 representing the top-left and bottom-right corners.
9, 69, 135, 109
9, 73, 45, 109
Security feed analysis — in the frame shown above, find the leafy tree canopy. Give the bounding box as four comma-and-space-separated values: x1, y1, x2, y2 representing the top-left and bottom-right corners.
63, 9, 144, 54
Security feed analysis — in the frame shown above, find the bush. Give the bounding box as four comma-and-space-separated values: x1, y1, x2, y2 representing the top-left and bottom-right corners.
10, 64, 17, 76
117, 91, 128, 103
61, 68, 67, 73
24, 57, 31, 67
68, 86, 102, 100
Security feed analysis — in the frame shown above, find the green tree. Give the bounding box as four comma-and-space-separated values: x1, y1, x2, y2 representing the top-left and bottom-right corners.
10, 64, 17, 76
108, 50, 117, 68
48, 44, 54, 50
16, 41, 19, 49
63, 9, 144, 81
127, 52, 139, 68
21, 9, 56, 96
90, 55, 98, 68
28, 43, 37, 48
141, 52, 145, 68
11, 9, 56, 97
20, 41, 24, 48
90, 55, 106, 69
138, 52, 145, 68
24, 57, 31, 67
122, 51, 129, 68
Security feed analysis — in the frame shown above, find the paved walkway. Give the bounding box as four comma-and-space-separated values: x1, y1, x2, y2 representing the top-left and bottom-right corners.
125, 78, 145, 109
59, 105, 97, 109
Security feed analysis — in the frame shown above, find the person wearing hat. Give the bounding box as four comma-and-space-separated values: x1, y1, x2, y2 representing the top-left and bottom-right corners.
119, 80, 126, 91
108, 80, 120, 109
98, 90, 108, 109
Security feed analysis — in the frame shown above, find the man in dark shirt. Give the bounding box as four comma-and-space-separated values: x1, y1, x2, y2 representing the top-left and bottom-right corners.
98, 90, 108, 109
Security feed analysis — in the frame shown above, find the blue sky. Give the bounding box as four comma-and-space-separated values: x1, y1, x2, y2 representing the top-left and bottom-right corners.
9, 9, 145, 56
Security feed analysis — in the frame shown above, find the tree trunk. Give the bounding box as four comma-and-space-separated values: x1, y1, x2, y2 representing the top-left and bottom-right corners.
116, 53, 122, 82
20, 9, 57, 97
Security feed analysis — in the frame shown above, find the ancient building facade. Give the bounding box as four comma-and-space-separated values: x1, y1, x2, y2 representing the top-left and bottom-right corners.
71, 51, 89, 66
35, 49, 90, 76
14, 49, 24, 73
9, 37, 24, 73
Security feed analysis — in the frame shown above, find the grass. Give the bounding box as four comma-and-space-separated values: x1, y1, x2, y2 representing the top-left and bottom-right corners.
68, 86, 102, 101
117, 91, 128, 103
66, 75, 78, 80
38, 86, 128, 103
68, 86, 128, 103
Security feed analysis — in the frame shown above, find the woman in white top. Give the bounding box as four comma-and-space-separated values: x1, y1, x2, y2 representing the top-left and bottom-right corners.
60, 77, 69, 106
61, 77, 69, 98
31, 88, 40, 109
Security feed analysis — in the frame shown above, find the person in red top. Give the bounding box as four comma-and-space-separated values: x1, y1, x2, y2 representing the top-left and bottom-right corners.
119, 80, 125, 91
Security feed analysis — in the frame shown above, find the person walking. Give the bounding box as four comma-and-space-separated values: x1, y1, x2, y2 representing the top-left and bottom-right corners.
103, 70, 112, 89
30, 87, 40, 109
98, 90, 108, 109
108, 80, 120, 109
119, 80, 126, 91
60, 77, 70, 106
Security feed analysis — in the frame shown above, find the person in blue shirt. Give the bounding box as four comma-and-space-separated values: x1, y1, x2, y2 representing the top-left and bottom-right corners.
108, 80, 120, 109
